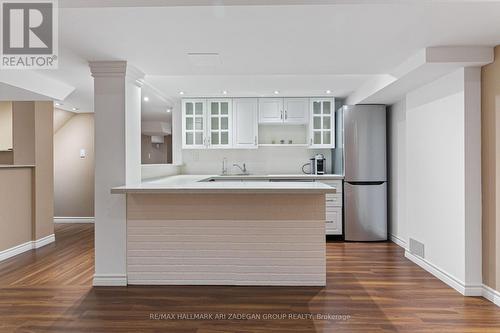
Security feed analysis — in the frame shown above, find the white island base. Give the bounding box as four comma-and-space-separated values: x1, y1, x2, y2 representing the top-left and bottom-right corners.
126, 193, 327, 286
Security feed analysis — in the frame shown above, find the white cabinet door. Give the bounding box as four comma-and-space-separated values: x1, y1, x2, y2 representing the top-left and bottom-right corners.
284, 98, 309, 124
309, 98, 335, 148
258, 98, 283, 123
326, 207, 343, 235
233, 98, 258, 149
207, 99, 232, 149
182, 99, 206, 149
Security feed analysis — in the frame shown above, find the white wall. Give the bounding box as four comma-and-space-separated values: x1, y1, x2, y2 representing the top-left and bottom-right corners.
181, 147, 332, 175
388, 67, 482, 294
141, 164, 181, 180
387, 99, 407, 247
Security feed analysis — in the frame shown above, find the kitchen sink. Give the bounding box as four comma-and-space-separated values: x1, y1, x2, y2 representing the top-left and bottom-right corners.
200, 175, 269, 182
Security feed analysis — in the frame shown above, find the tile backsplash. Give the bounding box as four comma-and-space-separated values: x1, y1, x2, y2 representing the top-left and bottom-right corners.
181, 147, 332, 175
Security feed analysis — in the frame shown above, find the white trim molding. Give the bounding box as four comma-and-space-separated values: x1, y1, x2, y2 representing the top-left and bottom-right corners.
390, 234, 407, 249
0, 234, 55, 262
54, 217, 95, 223
34, 234, 55, 249
482, 284, 500, 307
405, 251, 482, 296
93, 274, 127, 286
0, 241, 33, 262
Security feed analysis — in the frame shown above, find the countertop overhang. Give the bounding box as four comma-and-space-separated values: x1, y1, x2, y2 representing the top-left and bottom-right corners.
111, 174, 343, 194
0, 165, 35, 168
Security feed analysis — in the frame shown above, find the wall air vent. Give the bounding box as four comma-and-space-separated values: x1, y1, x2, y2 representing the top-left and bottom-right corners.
409, 238, 425, 258
187, 53, 221, 67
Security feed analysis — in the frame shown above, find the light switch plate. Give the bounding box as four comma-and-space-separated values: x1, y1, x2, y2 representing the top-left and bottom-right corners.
80, 149, 86, 158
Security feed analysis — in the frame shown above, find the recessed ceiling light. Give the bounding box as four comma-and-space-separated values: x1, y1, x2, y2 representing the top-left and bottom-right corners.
274, 90, 279, 95
179, 91, 185, 95
167, 109, 172, 113
326, 90, 332, 94
72, 107, 78, 111
143, 96, 149, 102
55, 102, 61, 106
222, 90, 227, 95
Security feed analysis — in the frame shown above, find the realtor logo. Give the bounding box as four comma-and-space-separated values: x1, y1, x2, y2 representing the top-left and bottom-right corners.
1, 0, 58, 69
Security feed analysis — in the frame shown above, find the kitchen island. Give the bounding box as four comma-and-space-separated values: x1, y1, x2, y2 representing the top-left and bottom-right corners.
112, 175, 338, 286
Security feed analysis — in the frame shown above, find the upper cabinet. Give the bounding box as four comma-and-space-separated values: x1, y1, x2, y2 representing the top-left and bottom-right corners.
233, 98, 258, 149
182, 99, 207, 149
258, 98, 308, 124
182, 98, 233, 149
182, 97, 334, 150
309, 98, 335, 148
283, 98, 309, 124
258, 98, 283, 123
207, 99, 232, 148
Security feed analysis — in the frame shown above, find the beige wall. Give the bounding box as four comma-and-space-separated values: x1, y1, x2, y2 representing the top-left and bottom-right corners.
0, 168, 33, 252
12, 102, 35, 165
481, 45, 500, 291
54, 108, 75, 133
33, 102, 54, 239
0, 151, 13, 164
1, 101, 54, 252
0, 102, 12, 151
54, 112, 95, 217
12, 101, 54, 240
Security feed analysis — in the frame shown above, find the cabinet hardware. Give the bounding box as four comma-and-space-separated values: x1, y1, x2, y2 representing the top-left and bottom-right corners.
285, 110, 287, 119
310, 138, 313, 145
254, 136, 257, 145
280, 110, 283, 120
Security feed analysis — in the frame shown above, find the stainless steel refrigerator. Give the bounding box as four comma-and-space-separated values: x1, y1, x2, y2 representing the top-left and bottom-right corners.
337, 105, 387, 241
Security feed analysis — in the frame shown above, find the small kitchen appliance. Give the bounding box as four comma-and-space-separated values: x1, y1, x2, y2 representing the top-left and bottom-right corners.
303, 154, 326, 175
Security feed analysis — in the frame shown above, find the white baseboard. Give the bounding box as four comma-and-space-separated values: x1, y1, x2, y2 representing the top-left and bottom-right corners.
482, 284, 500, 307
54, 217, 94, 223
0, 234, 55, 262
404, 250, 482, 296
390, 234, 407, 249
34, 234, 55, 249
0, 241, 33, 262
93, 274, 127, 286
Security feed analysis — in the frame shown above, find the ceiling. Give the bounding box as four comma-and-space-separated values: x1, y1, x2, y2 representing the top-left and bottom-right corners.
141, 84, 173, 122
9, 1, 500, 113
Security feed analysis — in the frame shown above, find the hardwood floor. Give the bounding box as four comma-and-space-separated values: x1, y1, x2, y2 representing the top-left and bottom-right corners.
0, 224, 498, 333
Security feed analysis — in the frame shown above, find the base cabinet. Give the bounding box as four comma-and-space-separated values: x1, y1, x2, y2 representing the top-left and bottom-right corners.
326, 207, 342, 235
321, 180, 343, 235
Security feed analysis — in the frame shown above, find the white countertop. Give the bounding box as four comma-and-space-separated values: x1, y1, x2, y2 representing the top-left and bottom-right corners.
0, 165, 35, 168
208, 174, 344, 181
111, 174, 342, 194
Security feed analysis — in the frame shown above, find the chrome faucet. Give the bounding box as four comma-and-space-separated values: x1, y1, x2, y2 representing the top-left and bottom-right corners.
233, 163, 249, 175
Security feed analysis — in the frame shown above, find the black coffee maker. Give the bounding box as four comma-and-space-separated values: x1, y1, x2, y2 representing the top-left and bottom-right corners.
302, 154, 326, 175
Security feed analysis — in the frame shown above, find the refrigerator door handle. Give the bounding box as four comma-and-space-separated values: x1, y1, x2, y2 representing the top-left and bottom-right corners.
346, 181, 385, 186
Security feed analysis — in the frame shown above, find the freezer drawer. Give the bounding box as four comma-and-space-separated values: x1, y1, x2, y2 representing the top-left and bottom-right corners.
344, 182, 387, 241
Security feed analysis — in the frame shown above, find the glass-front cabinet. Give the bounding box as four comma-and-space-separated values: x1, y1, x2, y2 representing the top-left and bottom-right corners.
182, 99, 207, 149
309, 98, 335, 148
182, 99, 232, 149
208, 99, 232, 148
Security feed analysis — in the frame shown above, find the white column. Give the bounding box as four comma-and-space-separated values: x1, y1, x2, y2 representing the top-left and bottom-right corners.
89, 61, 144, 286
